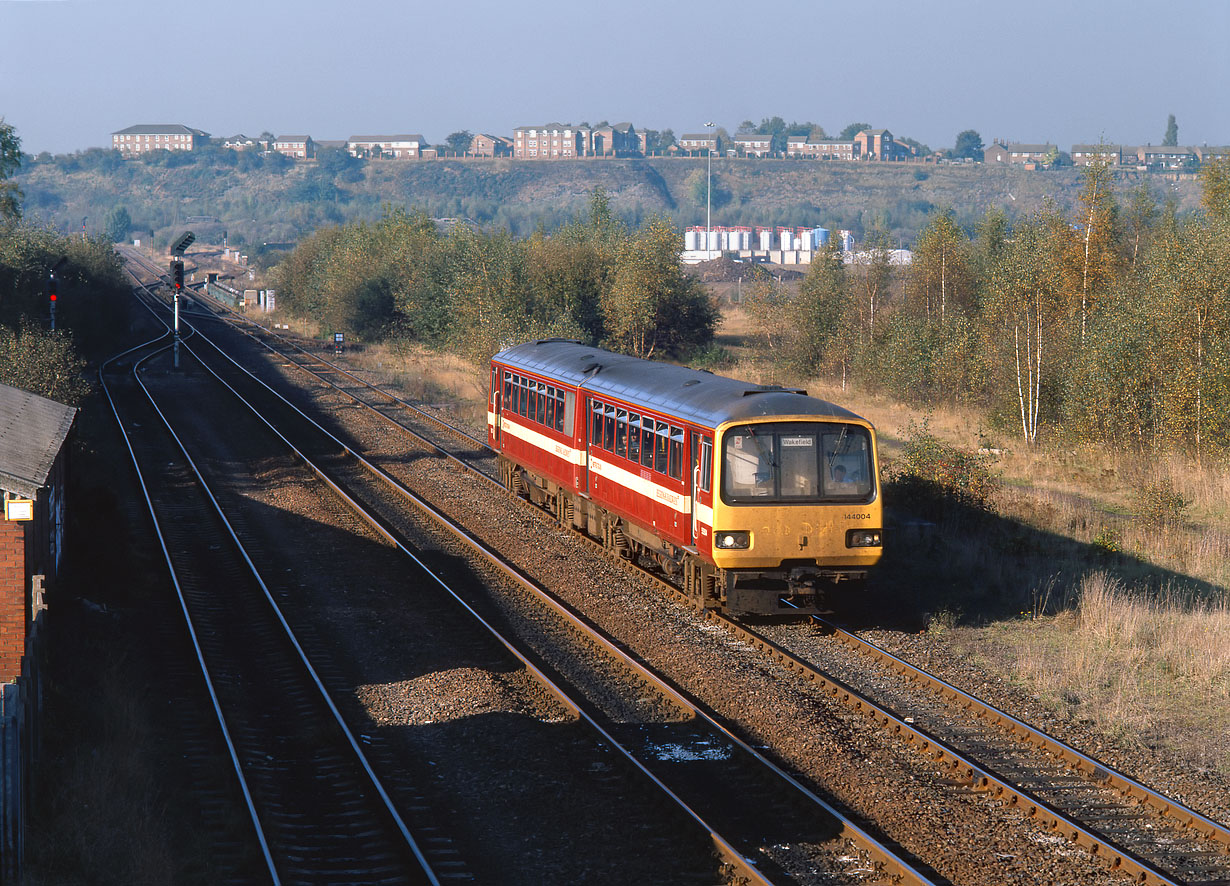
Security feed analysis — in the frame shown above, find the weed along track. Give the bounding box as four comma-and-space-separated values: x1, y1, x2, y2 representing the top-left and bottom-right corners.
124, 264, 1230, 884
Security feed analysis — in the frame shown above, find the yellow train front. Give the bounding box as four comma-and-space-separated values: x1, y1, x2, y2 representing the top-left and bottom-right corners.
489, 340, 882, 617
700, 413, 882, 615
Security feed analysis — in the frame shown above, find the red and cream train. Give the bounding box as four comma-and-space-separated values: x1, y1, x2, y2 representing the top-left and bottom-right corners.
488, 339, 882, 615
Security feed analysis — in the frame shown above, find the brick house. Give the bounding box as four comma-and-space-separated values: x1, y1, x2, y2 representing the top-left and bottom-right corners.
589, 122, 639, 157
111, 124, 210, 156
221, 134, 262, 152
1072, 144, 1124, 166
272, 135, 316, 159
513, 124, 591, 159
985, 142, 1057, 165
787, 136, 856, 160
346, 135, 426, 159
470, 133, 513, 157
733, 134, 773, 157
678, 134, 718, 156
853, 129, 910, 161
0, 384, 75, 871
1136, 145, 1196, 168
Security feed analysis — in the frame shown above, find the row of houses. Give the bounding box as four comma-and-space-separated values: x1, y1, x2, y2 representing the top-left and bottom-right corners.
989, 141, 1229, 169
110, 124, 1229, 170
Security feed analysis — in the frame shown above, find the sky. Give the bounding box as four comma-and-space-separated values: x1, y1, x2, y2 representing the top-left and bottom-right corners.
2, 0, 1228, 157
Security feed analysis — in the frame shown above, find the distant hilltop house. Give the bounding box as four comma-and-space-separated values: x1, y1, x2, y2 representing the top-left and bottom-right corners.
990, 140, 1227, 170
272, 135, 315, 159
221, 134, 263, 151
733, 134, 772, 157
347, 134, 427, 160
786, 136, 856, 160
678, 133, 717, 156
111, 124, 210, 155
512, 123, 639, 159
984, 143, 1058, 166
470, 133, 513, 158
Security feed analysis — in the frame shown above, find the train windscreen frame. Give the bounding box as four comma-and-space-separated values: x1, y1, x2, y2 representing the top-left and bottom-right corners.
721, 422, 874, 504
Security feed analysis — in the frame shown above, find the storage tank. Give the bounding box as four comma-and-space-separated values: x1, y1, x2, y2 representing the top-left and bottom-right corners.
799, 230, 815, 251
685, 230, 697, 251
815, 227, 830, 246
780, 229, 791, 250
759, 228, 773, 251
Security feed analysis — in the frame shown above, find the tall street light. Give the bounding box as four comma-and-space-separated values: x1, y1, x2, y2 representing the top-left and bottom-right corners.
704, 122, 715, 259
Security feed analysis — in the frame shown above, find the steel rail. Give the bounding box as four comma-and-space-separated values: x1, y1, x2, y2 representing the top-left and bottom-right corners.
170, 307, 940, 886
181, 278, 1229, 884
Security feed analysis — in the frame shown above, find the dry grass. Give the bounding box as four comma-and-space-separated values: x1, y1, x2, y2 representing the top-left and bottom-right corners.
953, 572, 1230, 772
328, 308, 1230, 773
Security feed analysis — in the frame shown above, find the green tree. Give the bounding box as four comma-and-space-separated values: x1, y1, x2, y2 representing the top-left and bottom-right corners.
908, 210, 973, 323
104, 206, 132, 243
0, 320, 90, 406
952, 129, 984, 160
839, 122, 872, 140
1122, 182, 1159, 269
0, 118, 22, 221
602, 217, 715, 358
445, 130, 474, 156
1163, 114, 1178, 147
1068, 159, 1119, 343
982, 210, 1069, 446
1200, 156, 1230, 220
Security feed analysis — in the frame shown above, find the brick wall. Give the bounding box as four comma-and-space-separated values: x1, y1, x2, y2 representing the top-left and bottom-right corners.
0, 522, 26, 682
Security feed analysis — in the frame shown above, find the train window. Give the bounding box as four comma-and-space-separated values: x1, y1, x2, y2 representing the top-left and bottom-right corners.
561, 392, 573, 435
535, 382, 545, 425
654, 422, 669, 473
780, 434, 818, 498
546, 386, 556, 429
699, 438, 713, 492
504, 372, 513, 410
615, 409, 628, 459
590, 401, 602, 445
668, 427, 684, 481
641, 423, 655, 469
603, 406, 615, 451
627, 413, 641, 462
720, 423, 874, 504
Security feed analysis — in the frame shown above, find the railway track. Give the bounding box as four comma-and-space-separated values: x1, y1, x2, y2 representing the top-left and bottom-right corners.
100, 299, 442, 885
119, 269, 937, 884
125, 253, 1230, 884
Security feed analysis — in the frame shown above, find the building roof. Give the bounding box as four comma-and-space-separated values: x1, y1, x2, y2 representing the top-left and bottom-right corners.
679, 133, 716, 141
275, 135, 314, 142
0, 385, 76, 498
112, 124, 209, 137
347, 134, 425, 143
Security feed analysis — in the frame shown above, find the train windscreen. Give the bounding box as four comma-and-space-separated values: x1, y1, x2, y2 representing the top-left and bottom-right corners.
721, 422, 873, 503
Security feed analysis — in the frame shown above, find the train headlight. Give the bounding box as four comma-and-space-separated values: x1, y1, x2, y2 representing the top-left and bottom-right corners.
846, 529, 882, 548
715, 531, 751, 550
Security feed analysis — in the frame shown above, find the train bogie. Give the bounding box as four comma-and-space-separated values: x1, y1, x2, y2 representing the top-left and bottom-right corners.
489, 340, 882, 616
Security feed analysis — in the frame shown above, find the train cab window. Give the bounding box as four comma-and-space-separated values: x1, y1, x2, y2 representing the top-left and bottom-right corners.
698, 438, 713, 493
668, 427, 684, 481
654, 422, 669, 473
503, 372, 513, 410
491, 368, 498, 408
615, 410, 628, 458
721, 423, 874, 504
627, 413, 641, 462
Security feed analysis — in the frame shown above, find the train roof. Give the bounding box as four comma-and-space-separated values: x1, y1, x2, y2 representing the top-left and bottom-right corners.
493, 340, 870, 430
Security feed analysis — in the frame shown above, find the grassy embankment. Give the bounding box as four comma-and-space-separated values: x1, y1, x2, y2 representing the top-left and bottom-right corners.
291, 299, 1230, 776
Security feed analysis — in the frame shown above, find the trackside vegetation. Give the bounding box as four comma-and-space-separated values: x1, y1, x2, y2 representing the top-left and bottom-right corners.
274, 190, 718, 362
746, 158, 1230, 459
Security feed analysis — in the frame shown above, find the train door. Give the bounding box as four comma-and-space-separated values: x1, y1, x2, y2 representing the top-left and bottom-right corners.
690, 433, 713, 547
490, 366, 502, 446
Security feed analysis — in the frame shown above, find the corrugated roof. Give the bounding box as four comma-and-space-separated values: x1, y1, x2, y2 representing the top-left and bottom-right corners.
494, 340, 866, 430
0, 385, 76, 498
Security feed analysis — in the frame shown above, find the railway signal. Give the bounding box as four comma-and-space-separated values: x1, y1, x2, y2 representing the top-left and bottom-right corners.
170, 259, 185, 369
170, 259, 185, 290
48, 271, 57, 330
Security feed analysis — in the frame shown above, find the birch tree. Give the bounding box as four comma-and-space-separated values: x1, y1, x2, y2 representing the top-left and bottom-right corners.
983, 213, 1067, 446
907, 210, 972, 324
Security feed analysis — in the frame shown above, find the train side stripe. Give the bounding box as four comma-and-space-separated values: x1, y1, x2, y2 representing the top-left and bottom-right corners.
500, 417, 587, 466
588, 455, 691, 516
